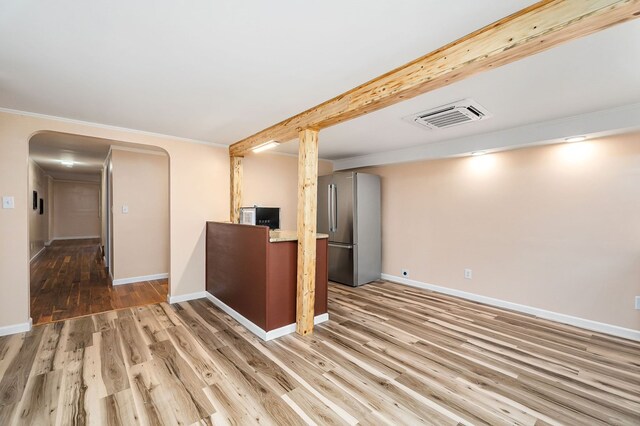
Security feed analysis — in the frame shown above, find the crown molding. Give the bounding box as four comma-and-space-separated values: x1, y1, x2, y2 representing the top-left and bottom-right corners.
0, 107, 227, 149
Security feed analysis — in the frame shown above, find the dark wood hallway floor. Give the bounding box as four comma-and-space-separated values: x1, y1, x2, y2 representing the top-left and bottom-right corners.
30, 239, 168, 325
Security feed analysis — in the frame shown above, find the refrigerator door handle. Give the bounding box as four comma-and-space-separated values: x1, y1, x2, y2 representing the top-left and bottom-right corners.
328, 243, 353, 249
327, 184, 334, 232
328, 184, 337, 232
334, 184, 338, 232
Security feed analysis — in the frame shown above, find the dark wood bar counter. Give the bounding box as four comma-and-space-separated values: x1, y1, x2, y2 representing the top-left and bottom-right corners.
205, 222, 328, 340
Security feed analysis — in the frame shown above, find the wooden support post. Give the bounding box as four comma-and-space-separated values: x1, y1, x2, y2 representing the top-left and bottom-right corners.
296, 128, 319, 335
230, 155, 243, 223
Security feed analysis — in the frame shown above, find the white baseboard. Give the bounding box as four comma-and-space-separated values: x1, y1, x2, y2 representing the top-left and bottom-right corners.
266, 313, 330, 340
204, 292, 329, 341
30, 247, 46, 262
167, 291, 207, 304
381, 273, 640, 342
51, 235, 101, 241
0, 318, 32, 337
44, 240, 53, 247
112, 273, 169, 286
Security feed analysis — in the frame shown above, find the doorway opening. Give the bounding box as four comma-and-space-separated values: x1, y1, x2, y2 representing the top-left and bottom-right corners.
28, 131, 170, 324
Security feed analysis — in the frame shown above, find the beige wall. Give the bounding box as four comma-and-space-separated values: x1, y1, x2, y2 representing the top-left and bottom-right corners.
1, 111, 309, 329
52, 180, 101, 239
5, 107, 638, 333
111, 148, 169, 280
46, 176, 54, 243
27, 159, 49, 259
243, 153, 333, 230
0, 111, 229, 329
101, 155, 108, 247
358, 133, 640, 330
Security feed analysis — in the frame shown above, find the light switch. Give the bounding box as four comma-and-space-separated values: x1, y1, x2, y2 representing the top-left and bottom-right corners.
2, 196, 15, 209
122, 204, 129, 214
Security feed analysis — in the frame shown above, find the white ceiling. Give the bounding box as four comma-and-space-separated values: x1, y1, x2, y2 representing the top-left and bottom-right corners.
29, 132, 165, 181
280, 19, 640, 159
30, 133, 111, 181
2, 1, 639, 163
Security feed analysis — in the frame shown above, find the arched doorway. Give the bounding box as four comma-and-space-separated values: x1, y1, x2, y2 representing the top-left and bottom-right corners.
28, 131, 170, 324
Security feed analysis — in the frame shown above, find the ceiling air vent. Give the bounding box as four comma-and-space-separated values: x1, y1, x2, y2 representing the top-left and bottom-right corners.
404, 99, 492, 130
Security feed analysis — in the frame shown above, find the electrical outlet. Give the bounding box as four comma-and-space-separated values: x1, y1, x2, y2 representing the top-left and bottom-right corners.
636, 296, 640, 310
401, 269, 409, 278
122, 204, 129, 214
464, 268, 472, 279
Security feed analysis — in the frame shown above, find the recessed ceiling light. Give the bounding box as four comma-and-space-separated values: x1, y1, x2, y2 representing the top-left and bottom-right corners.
564, 136, 586, 143
471, 151, 486, 156
252, 140, 279, 153
60, 160, 74, 167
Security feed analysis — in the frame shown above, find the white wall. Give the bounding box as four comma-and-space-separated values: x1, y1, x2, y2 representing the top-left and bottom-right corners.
111, 148, 169, 281
27, 159, 49, 259
358, 133, 640, 331
0, 111, 230, 330
52, 180, 101, 239
243, 153, 333, 230
2, 111, 318, 331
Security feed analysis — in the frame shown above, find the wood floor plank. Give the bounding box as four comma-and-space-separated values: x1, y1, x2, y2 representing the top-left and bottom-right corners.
99, 328, 130, 395
166, 325, 220, 386
12, 370, 62, 425
131, 305, 170, 344
0, 403, 18, 426
171, 303, 227, 353
284, 387, 348, 426
215, 329, 299, 396
102, 388, 140, 426
116, 316, 151, 366
263, 338, 371, 423
65, 315, 95, 352
195, 332, 302, 424
147, 339, 216, 424
128, 361, 179, 425
323, 367, 455, 425
30, 321, 64, 377
206, 381, 272, 425
0, 327, 43, 406
93, 311, 118, 333
1, 280, 638, 425
0, 335, 25, 380
56, 349, 89, 425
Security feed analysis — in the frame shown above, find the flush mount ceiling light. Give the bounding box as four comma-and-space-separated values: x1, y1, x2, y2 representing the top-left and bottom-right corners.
60, 160, 74, 167
252, 140, 279, 153
564, 136, 586, 143
471, 151, 486, 156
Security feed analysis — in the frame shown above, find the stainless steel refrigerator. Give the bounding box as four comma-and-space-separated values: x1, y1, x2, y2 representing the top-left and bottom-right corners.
317, 172, 381, 286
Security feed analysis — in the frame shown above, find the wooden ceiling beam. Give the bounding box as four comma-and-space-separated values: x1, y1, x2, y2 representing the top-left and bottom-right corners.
229, 0, 640, 157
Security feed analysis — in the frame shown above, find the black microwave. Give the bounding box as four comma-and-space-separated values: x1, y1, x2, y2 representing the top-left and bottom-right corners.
239, 206, 280, 229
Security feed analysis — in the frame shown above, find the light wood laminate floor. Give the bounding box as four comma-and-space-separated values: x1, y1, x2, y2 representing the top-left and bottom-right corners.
1, 281, 639, 425
30, 239, 168, 325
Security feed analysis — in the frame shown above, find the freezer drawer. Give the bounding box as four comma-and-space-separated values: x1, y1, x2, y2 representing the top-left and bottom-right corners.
328, 242, 355, 286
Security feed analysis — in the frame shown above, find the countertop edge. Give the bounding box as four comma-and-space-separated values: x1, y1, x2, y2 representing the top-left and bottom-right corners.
269, 231, 329, 243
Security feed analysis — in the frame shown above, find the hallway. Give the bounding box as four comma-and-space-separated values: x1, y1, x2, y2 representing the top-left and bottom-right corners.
30, 239, 168, 324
